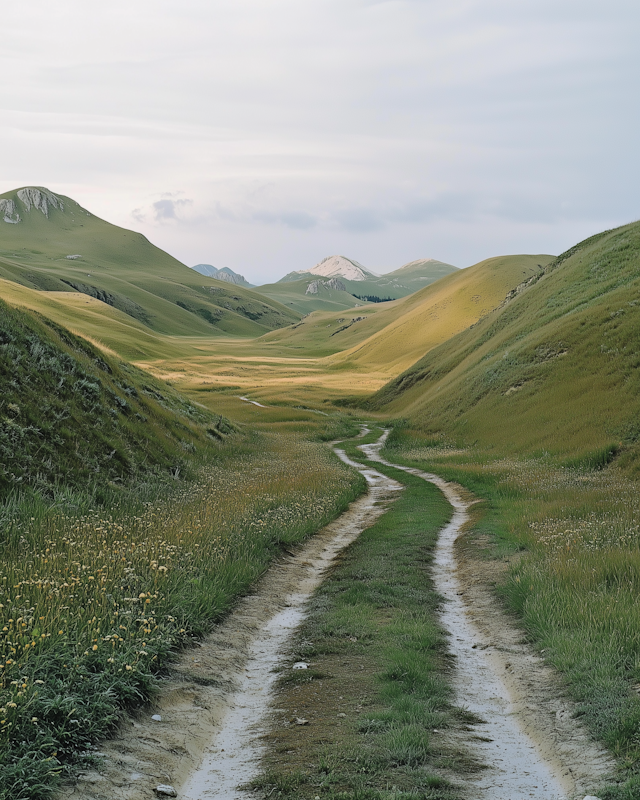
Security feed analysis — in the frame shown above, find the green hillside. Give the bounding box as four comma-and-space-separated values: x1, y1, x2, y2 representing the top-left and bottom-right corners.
370, 223, 640, 465
258, 258, 458, 312
0, 187, 299, 338
0, 297, 228, 498
254, 275, 371, 314
260, 254, 552, 369
343, 258, 458, 301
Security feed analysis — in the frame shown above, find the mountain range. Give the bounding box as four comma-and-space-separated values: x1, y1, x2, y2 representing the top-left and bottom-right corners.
254, 255, 458, 314
191, 263, 254, 287
0, 186, 298, 352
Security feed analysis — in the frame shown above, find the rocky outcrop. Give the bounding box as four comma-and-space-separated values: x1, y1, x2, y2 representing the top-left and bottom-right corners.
305, 277, 347, 295
0, 198, 20, 224
17, 187, 64, 217
191, 264, 252, 287
1, 188, 65, 222
293, 255, 374, 282
215, 270, 249, 286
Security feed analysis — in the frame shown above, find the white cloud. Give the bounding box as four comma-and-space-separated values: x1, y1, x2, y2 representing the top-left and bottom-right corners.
1, 0, 638, 282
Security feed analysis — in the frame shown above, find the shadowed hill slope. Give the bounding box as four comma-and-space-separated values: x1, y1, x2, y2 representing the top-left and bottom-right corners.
0, 187, 298, 338
370, 222, 640, 465
0, 297, 229, 497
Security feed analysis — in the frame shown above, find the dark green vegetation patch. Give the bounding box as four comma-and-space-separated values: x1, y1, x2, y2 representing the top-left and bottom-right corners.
0, 298, 226, 497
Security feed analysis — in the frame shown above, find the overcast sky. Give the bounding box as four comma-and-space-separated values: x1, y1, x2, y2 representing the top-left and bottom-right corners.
2, 1, 639, 283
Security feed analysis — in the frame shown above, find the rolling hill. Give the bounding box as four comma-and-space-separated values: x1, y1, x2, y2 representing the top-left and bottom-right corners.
257, 255, 458, 313
253, 274, 372, 315
146, 253, 555, 411
0, 297, 229, 497
0, 187, 299, 338
369, 222, 640, 465
261, 254, 552, 369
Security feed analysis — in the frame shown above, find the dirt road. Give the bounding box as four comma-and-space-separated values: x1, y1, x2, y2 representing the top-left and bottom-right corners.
361, 434, 614, 800
58, 431, 613, 800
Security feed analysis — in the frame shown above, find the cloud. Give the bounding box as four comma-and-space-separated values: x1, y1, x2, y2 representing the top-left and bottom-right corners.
4, 0, 636, 280
152, 197, 192, 222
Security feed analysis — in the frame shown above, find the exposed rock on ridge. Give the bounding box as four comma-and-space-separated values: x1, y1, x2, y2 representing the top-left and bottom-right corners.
302, 255, 375, 282
191, 263, 252, 287
1, 187, 65, 223
0, 199, 20, 224
305, 277, 347, 295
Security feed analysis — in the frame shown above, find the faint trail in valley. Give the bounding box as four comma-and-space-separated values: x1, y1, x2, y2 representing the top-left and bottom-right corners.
238, 396, 267, 407
361, 433, 613, 800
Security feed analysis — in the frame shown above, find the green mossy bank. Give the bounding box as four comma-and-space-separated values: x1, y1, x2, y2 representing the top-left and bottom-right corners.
0, 297, 228, 499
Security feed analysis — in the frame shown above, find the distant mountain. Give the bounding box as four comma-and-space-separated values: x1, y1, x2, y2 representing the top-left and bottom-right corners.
191, 264, 254, 287
254, 275, 369, 315
0, 186, 299, 340
260, 255, 458, 312
279, 255, 376, 283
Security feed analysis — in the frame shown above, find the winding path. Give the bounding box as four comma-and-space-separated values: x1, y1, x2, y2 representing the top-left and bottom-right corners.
59, 430, 612, 800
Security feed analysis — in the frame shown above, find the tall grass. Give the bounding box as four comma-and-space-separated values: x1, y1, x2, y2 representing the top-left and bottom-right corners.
0, 432, 364, 800
383, 431, 640, 798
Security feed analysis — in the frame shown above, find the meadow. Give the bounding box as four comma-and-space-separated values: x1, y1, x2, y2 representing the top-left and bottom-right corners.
0, 428, 364, 800
3, 202, 640, 798
383, 425, 640, 798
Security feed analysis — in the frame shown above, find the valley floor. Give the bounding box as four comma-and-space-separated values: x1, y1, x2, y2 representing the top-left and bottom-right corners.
56, 430, 617, 800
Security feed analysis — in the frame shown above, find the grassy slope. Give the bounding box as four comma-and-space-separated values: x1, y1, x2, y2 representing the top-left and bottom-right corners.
342, 258, 459, 300
0, 288, 367, 799
268, 259, 458, 304
371, 224, 640, 463
254, 276, 371, 315
0, 279, 194, 362
260, 255, 550, 368
381, 423, 640, 798
0, 187, 299, 338
324, 254, 553, 377
133, 254, 553, 413
0, 425, 365, 800
0, 297, 227, 498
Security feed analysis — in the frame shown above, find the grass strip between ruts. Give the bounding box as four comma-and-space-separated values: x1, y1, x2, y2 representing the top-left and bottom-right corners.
252, 431, 481, 800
